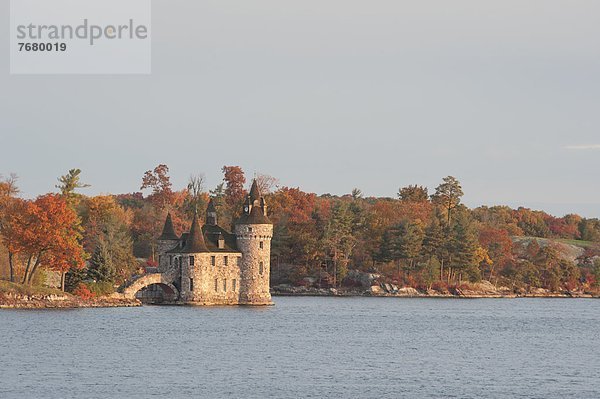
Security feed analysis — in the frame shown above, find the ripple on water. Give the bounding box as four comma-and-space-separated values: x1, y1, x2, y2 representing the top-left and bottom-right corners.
0, 298, 599, 399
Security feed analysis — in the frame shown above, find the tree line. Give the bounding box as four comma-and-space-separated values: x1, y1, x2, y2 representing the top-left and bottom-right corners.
1, 166, 599, 295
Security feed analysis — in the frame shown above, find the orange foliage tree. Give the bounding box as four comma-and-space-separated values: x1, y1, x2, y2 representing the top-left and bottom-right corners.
141, 164, 174, 210
222, 165, 247, 209
2, 194, 86, 285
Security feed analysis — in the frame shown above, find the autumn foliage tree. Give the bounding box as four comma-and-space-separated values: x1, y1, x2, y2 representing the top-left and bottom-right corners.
141, 164, 174, 209
478, 227, 513, 281
3, 167, 598, 295
222, 166, 246, 208
79, 196, 137, 285
1, 194, 86, 285
0, 174, 20, 282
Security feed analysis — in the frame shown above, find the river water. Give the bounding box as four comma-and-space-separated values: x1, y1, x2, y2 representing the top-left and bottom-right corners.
1, 297, 599, 399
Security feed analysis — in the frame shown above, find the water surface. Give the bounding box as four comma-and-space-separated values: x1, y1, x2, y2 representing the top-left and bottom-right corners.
1, 297, 599, 398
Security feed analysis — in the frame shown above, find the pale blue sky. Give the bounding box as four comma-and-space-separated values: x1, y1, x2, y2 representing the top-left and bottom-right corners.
1, 0, 599, 217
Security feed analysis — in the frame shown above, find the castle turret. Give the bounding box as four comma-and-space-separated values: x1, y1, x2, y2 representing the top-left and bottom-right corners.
157, 212, 179, 272
235, 180, 273, 305
180, 212, 209, 254
249, 180, 261, 203
206, 198, 218, 226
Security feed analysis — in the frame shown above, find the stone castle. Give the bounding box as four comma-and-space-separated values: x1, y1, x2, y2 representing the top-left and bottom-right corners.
123, 180, 273, 306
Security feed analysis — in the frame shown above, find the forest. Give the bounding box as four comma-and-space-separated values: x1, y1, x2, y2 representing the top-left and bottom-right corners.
1, 165, 599, 297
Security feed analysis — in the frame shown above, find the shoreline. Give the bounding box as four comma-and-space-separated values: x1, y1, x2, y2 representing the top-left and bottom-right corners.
1, 289, 598, 309
271, 292, 599, 299
0, 292, 141, 309
271, 287, 600, 299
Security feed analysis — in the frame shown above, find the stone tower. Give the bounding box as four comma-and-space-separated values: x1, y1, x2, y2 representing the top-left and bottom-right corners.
205, 198, 218, 226
235, 180, 273, 305
157, 212, 179, 272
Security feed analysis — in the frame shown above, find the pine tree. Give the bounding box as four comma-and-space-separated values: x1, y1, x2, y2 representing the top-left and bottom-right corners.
396, 220, 424, 276
65, 266, 88, 292
431, 176, 464, 223
324, 202, 355, 287
56, 168, 90, 206
87, 216, 136, 284
423, 209, 448, 279
88, 241, 115, 283
449, 211, 479, 282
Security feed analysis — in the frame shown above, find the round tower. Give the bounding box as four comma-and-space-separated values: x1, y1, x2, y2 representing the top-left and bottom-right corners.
157, 212, 180, 272
235, 180, 273, 305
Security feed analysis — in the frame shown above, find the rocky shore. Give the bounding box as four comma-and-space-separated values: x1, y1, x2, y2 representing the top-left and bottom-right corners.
271, 281, 600, 299
2, 283, 597, 309
0, 292, 140, 309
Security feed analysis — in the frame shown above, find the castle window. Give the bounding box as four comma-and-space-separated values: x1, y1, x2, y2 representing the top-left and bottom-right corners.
214, 279, 218, 292
259, 241, 264, 249
259, 261, 264, 275
223, 279, 227, 292
224, 256, 229, 266
248, 227, 253, 233
233, 279, 237, 292
190, 278, 194, 291
189, 256, 195, 266
169, 255, 173, 265
211, 256, 216, 266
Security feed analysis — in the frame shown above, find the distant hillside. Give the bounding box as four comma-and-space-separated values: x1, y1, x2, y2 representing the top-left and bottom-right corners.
512, 236, 599, 264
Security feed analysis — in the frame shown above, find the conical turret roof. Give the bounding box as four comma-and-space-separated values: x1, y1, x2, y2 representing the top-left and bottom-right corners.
237, 203, 272, 225
249, 179, 261, 202
181, 212, 209, 253
158, 212, 179, 240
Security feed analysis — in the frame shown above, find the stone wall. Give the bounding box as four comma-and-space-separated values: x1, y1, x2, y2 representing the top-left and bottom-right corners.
180, 252, 243, 305
157, 239, 180, 272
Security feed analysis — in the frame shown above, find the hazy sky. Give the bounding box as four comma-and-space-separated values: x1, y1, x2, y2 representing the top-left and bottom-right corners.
1, 0, 599, 217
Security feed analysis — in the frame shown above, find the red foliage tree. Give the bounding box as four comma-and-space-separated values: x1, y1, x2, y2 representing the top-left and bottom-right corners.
478, 227, 514, 280
2, 194, 86, 285
141, 164, 174, 209
73, 283, 95, 300
222, 166, 247, 208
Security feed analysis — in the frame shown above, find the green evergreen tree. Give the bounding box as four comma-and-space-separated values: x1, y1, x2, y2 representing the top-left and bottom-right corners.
398, 185, 428, 202
396, 220, 425, 276
88, 242, 115, 283
431, 176, 464, 223
449, 210, 479, 282
88, 215, 136, 284
324, 202, 355, 287
65, 266, 88, 292
423, 208, 448, 279
56, 168, 90, 205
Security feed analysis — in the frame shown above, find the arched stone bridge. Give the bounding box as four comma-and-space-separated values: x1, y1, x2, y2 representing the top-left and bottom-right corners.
121, 272, 179, 301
